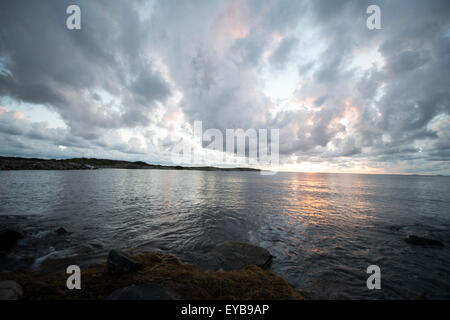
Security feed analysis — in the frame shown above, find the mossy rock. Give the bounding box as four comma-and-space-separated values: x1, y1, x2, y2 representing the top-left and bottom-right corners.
0, 252, 308, 300
193, 241, 273, 271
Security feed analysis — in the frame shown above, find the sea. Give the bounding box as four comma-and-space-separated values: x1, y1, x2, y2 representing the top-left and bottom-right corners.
1, 169, 449, 299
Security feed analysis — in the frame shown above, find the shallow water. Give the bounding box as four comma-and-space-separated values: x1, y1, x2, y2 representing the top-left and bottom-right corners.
1, 169, 450, 299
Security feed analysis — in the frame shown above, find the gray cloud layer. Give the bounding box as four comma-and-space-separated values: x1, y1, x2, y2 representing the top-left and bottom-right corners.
1, 0, 449, 173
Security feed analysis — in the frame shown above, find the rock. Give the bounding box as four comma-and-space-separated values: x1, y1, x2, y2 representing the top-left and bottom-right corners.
0, 280, 23, 300
107, 249, 142, 274
0, 230, 22, 250
39, 257, 80, 274
388, 225, 404, 231
81, 164, 96, 169
198, 242, 273, 271
405, 235, 444, 247
106, 284, 181, 300
54, 227, 70, 236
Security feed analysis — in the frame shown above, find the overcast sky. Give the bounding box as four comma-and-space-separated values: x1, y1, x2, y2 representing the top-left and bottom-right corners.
1, 0, 449, 174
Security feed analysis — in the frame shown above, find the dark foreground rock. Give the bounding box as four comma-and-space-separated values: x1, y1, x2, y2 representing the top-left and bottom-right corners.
39, 257, 84, 274
0, 280, 23, 300
196, 242, 273, 271
0, 230, 22, 250
54, 227, 70, 236
0, 251, 308, 300
106, 284, 181, 300
107, 249, 142, 274
405, 235, 444, 247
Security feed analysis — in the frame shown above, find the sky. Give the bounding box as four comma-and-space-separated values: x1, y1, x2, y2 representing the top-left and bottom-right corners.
0, 0, 450, 174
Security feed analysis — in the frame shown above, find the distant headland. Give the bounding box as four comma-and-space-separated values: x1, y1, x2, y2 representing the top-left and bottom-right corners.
0, 156, 260, 172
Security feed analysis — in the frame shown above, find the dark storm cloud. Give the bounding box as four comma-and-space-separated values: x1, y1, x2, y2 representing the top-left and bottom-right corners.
0, 0, 449, 172
0, 0, 172, 136
146, 0, 309, 132
269, 0, 450, 168
269, 36, 299, 69
0, 106, 159, 162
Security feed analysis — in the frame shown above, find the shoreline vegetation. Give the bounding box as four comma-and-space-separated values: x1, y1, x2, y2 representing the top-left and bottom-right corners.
0, 156, 260, 172
0, 252, 309, 300
0, 232, 308, 300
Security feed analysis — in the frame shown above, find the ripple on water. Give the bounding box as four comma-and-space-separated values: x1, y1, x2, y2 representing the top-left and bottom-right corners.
1, 170, 450, 299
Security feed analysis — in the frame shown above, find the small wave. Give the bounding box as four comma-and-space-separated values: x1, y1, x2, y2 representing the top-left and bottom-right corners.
31, 247, 76, 270
32, 230, 53, 239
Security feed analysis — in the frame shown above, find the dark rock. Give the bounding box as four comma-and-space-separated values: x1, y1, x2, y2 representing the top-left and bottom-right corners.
54, 227, 70, 236
388, 225, 404, 231
106, 284, 181, 300
107, 249, 142, 274
81, 164, 96, 169
0, 230, 22, 250
0, 280, 23, 300
197, 242, 273, 271
405, 235, 444, 247
39, 257, 79, 274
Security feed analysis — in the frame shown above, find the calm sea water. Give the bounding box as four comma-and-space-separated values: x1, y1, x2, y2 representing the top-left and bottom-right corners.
1, 169, 450, 299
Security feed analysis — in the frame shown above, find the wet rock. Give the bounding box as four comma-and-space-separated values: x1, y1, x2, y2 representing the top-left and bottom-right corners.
54, 227, 70, 236
81, 164, 96, 169
405, 235, 444, 247
39, 257, 79, 274
0, 230, 22, 250
107, 249, 142, 274
387, 225, 404, 231
106, 284, 181, 300
0, 280, 23, 300
198, 242, 273, 271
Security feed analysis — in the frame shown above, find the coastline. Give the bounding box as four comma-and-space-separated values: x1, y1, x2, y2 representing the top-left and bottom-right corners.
0, 156, 260, 172
0, 235, 308, 300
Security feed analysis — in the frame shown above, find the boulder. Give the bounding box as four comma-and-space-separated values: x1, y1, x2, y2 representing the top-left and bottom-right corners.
81, 164, 96, 169
54, 227, 70, 236
0, 280, 23, 300
106, 284, 181, 300
198, 242, 273, 271
405, 235, 444, 247
0, 230, 22, 250
39, 257, 80, 274
107, 249, 142, 274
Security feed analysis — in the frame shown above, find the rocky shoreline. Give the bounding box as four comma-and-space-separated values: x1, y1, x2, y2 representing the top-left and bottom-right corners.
1, 227, 445, 300
0, 156, 260, 171
0, 229, 307, 300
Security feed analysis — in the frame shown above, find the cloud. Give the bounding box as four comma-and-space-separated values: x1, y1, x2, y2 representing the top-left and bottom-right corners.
0, 0, 449, 173
269, 35, 299, 69
0, 0, 172, 137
